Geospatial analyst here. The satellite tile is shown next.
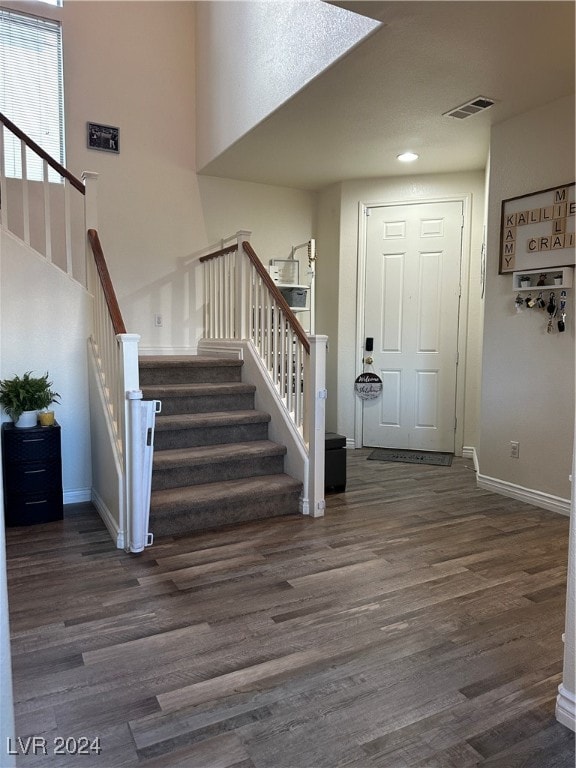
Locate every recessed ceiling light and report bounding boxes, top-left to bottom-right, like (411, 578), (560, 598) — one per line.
(397, 152), (419, 162)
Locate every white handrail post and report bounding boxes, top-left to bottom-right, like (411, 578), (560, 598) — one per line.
(0, 126), (6, 229)
(20, 139), (30, 245)
(82, 170), (99, 229)
(64, 181), (73, 277)
(236, 230), (252, 340)
(42, 159), (52, 263)
(306, 335), (328, 518)
(82, 170), (99, 292)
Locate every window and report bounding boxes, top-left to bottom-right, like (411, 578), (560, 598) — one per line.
(0, 8), (64, 181)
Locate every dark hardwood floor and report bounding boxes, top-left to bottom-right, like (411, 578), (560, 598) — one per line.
(5, 451), (575, 767)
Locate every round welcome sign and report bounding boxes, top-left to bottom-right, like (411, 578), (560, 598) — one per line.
(354, 372), (383, 400)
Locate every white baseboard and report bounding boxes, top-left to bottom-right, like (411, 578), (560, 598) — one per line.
(91, 488), (124, 549)
(63, 488), (92, 504)
(556, 684), (576, 732)
(477, 472), (570, 516)
(462, 445), (479, 472)
(346, 438), (356, 450)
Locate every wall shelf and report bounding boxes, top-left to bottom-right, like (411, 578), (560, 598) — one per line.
(512, 266), (573, 291)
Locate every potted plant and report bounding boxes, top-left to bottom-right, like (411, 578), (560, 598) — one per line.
(0, 371), (60, 428)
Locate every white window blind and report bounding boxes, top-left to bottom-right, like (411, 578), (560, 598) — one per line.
(0, 8), (64, 182)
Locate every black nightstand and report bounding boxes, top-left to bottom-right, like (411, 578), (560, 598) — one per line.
(2, 421), (63, 526)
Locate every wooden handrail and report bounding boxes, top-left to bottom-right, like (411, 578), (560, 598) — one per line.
(0, 111), (85, 195)
(199, 243), (238, 263)
(242, 241), (310, 353)
(87, 229), (127, 335)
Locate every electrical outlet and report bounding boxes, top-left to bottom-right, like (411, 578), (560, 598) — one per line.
(154, 314), (163, 327)
(510, 441), (520, 459)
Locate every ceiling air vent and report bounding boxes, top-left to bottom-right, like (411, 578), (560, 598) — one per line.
(444, 96), (495, 119)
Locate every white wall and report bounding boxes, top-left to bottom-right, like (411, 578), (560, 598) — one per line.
(318, 171), (486, 449)
(195, 1), (379, 170)
(0, 231), (92, 500)
(52, 2), (320, 354)
(479, 94), (575, 501)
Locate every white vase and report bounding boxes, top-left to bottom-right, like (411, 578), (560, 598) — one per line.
(16, 410), (38, 428)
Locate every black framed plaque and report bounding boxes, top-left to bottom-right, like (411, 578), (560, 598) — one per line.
(87, 122), (119, 154)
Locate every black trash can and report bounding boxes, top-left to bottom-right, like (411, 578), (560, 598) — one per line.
(325, 432), (347, 492)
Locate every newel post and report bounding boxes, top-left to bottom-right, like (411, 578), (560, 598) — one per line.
(236, 230), (252, 339)
(82, 171), (99, 292)
(82, 170), (99, 230)
(307, 335), (328, 517)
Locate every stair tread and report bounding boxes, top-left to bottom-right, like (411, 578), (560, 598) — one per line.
(151, 473), (301, 511)
(153, 440), (286, 468)
(155, 410), (271, 430)
(142, 382), (256, 397)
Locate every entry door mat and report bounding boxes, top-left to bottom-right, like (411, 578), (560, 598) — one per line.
(368, 448), (453, 466)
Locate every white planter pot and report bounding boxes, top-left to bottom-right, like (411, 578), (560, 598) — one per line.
(16, 410), (38, 428)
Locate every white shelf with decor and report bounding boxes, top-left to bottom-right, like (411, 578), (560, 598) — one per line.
(512, 266), (573, 291)
(269, 241), (316, 333)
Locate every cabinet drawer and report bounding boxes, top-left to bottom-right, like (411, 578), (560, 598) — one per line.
(4, 461), (62, 494)
(4, 490), (63, 526)
(2, 427), (61, 462)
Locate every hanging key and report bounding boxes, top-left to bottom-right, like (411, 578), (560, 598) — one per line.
(537, 291), (546, 309)
(546, 292), (557, 333)
(557, 293), (567, 333)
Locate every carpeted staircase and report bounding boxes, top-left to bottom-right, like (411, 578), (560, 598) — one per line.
(139, 356), (303, 537)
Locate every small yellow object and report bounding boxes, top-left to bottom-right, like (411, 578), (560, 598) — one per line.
(39, 411), (55, 427)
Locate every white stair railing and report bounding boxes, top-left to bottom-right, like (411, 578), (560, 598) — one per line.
(200, 232), (326, 517)
(0, 111), (155, 551)
(86, 226), (156, 550)
(0, 111), (86, 286)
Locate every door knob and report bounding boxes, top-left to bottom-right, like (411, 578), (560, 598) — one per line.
(364, 356), (374, 365)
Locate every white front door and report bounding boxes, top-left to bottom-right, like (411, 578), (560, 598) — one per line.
(362, 200), (463, 452)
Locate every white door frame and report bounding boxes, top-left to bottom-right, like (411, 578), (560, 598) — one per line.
(354, 195), (473, 454)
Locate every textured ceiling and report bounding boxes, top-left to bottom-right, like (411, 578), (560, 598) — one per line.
(199, 1), (575, 190)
